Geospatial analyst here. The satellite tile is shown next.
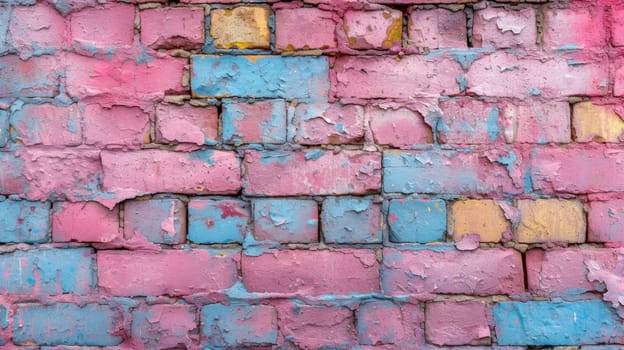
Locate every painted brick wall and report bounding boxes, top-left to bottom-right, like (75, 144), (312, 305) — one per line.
(0, 0), (623, 348)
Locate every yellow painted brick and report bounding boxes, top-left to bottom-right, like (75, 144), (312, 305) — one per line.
(517, 199), (585, 243)
(573, 102), (624, 142)
(449, 199), (509, 243)
(210, 6), (270, 50)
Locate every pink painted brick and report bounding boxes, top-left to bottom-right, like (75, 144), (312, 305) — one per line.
(275, 8), (336, 51)
(140, 7), (204, 49)
(0, 55), (62, 98)
(357, 301), (424, 346)
(97, 249), (239, 296)
(614, 60), (624, 97)
(84, 104), (150, 148)
(382, 248), (524, 296)
(222, 100), (287, 145)
(124, 198), (186, 244)
(438, 98), (503, 144)
(132, 304), (196, 349)
(612, 5), (624, 46)
(9, 3), (68, 58)
(52, 202), (120, 243)
(71, 4), (135, 47)
(334, 56), (462, 99)
(501, 101), (571, 144)
(274, 302), (356, 348)
(10, 103), (81, 146)
(467, 51), (608, 98)
(101, 150), (240, 200)
(253, 198), (318, 243)
(408, 8), (466, 49)
(472, 7), (537, 48)
(242, 249), (380, 295)
(530, 146), (624, 193)
(425, 301), (491, 346)
(243, 150), (381, 196)
(155, 104), (218, 145)
(543, 8), (607, 50)
(65, 53), (186, 102)
(369, 107), (432, 147)
(343, 9), (402, 50)
(588, 200), (624, 244)
(526, 248), (621, 297)
(292, 102), (364, 145)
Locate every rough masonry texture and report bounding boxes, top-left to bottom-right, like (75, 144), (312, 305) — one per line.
(0, 0), (623, 348)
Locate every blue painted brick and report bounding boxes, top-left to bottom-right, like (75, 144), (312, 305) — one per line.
(0, 109), (8, 146)
(188, 199), (249, 243)
(222, 99), (287, 145)
(0, 200), (50, 243)
(0, 248), (94, 295)
(493, 301), (624, 346)
(0, 7), (8, 56)
(191, 55), (329, 99)
(13, 303), (122, 346)
(388, 198), (446, 243)
(253, 198), (318, 243)
(201, 303), (278, 347)
(321, 197), (381, 243)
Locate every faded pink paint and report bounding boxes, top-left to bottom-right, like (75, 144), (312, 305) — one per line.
(472, 7), (537, 48)
(501, 102), (571, 144)
(612, 5), (624, 46)
(292, 103), (364, 145)
(83, 104), (150, 148)
(275, 8), (336, 51)
(425, 301), (491, 346)
(52, 202), (120, 243)
(242, 249), (380, 295)
(70, 4), (136, 47)
(9, 3), (68, 58)
(343, 9), (402, 50)
(588, 200), (624, 244)
(408, 8), (467, 49)
(97, 249), (239, 296)
(368, 107), (433, 148)
(11, 104), (82, 146)
(140, 7), (205, 49)
(156, 104), (218, 145)
(542, 8), (607, 50)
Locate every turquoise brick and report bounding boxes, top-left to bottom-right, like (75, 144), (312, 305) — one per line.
(0, 200), (50, 243)
(321, 197), (381, 243)
(493, 301), (624, 346)
(13, 303), (122, 346)
(201, 303), (277, 347)
(188, 199), (249, 243)
(388, 198), (446, 243)
(191, 55), (329, 99)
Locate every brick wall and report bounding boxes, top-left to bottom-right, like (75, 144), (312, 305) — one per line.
(0, 0), (623, 348)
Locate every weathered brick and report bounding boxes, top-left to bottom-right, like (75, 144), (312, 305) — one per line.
(70, 4), (135, 48)
(321, 196), (381, 243)
(201, 304), (277, 347)
(613, 61), (624, 97)
(242, 249), (380, 295)
(209, 6), (270, 50)
(450, 200), (509, 243)
(0, 109), (8, 146)
(531, 146), (624, 193)
(131, 304), (196, 349)
(572, 102), (624, 143)
(291, 102), (364, 145)
(493, 301), (624, 345)
(472, 7), (537, 48)
(516, 199), (585, 243)
(0, 248), (94, 295)
(52, 202), (120, 243)
(387, 198), (446, 243)
(243, 150), (381, 196)
(612, 5), (624, 47)
(188, 198), (249, 244)
(383, 150), (517, 195)
(357, 301), (424, 346)
(382, 248), (524, 296)
(101, 150), (240, 199)
(0, 55), (62, 98)
(253, 198), (318, 243)
(466, 52), (608, 98)
(368, 107), (432, 148)
(0, 200), (49, 243)
(501, 101), (571, 144)
(9, 3), (67, 57)
(124, 198), (186, 244)
(425, 301), (491, 346)
(10, 103), (81, 146)
(438, 98), (504, 144)
(408, 8), (466, 49)
(0, 6), (9, 55)
(343, 9), (402, 50)
(191, 55), (329, 99)
(140, 7), (204, 49)
(155, 104), (218, 145)
(97, 249), (238, 296)
(222, 100), (287, 145)
(333, 55), (462, 99)
(14, 303), (122, 346)
(84, 104), (150, 148)
(526, 248), (621, 297)
(542, 8), (607, 50)
(588, 200), (624, 243)
(275, 8), (336, 51)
